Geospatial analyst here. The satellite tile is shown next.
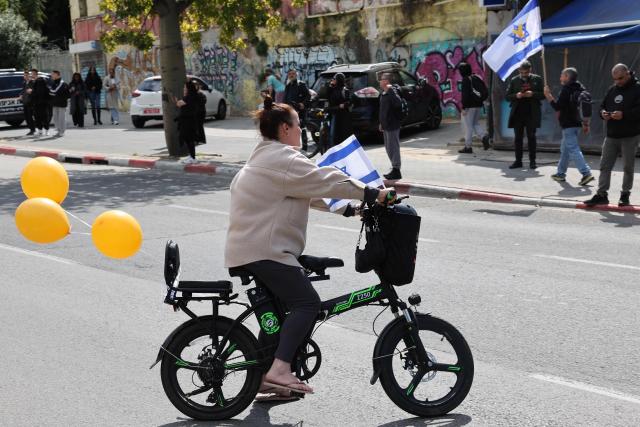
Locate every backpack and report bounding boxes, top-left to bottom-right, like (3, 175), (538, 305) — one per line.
(570, 88), (592, 123)
(391, 84), (409, 118)
(470, 75), (489, 103)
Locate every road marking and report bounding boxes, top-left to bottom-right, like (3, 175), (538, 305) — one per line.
(531, 374), (640, 406)
(534, 254), (640, 271)
(0, 243), (80, 266)
(168, 204), (229, 216)
(314, 224), (439, 243)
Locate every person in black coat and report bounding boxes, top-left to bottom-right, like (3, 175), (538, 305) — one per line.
(176, 80), (200, 163)
(84, 66), (103, 125)
(378, 73), (404, 180)
(69, 72), (87, 128)
(283, 69), (311, 151)
(30, 69), (50, 136)
(327, 73), (353, 147)
(192, 80), (207, 145)
(21, 70), (36, 135)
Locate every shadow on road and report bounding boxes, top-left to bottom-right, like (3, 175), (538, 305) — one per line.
(597, 211), (640, 228)
(474, 208), (537, 217)
(0, 167), (231, 215)
(158, 400), (305, 427)
(377, 413), (473, 427)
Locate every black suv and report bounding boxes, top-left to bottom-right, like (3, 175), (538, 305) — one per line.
(309, 62), (442, 142)
(0, 69), (27, 127)
(0, 68), (51, 127)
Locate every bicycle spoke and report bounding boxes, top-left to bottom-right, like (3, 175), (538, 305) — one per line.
(212, 386), (226, 407)
(431, 363), (462, 374)
(405, 368), (427, 397)
(174, 359), (200, 371)
(185, 385), (213, 398)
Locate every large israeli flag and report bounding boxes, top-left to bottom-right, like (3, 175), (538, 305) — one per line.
(483, 0), (543, 81)
(316, 135), (385, 212)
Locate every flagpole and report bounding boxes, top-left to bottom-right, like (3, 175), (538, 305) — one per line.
(541, 46), (548, 84)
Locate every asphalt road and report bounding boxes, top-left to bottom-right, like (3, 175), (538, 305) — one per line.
(1, 155), (639, 426)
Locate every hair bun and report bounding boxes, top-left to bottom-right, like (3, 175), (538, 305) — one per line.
(263, 96), (274, 110)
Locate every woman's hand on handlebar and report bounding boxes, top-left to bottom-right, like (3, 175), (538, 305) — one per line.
(377, 188), (396, 205)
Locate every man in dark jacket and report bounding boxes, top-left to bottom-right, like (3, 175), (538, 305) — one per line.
(506, 61), (545, 169)
(585, 64), (640, 207)
(284, 69), (311, 151)
(49, 70), (69, 137)
(378, 73), (403, 180)
(544, 67), (594, 186)
(30, 69), (50, 136)
(327, 73), (353, 147)
(21, 70), (36, 135)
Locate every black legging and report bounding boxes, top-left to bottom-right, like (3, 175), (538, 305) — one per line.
(244, 260), (321, 363)
(33, 104), (49, 130)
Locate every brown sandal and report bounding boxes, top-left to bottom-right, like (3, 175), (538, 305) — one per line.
(261, 380), (314, 395)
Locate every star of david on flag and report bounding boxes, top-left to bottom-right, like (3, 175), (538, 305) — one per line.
(316, 135), (385, 212)
(482, 0), (543, 81)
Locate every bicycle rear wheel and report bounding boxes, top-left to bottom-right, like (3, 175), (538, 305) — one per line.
(377, 314), (474, 417)
(160, 316), (262, 420)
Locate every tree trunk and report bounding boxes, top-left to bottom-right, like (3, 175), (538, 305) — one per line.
(157, 0), (187, 157)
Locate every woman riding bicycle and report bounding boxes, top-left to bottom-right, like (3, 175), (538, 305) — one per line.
(224, 96), (394, 397)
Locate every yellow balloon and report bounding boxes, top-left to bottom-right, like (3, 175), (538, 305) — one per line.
(21, 156), (70, 204)
(15, 198), (71, 244)
(92, 210), (143, 259)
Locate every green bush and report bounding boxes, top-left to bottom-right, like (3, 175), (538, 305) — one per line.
(0, 10), (42, 69)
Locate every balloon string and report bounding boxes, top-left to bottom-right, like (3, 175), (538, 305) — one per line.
(64, 210), (92, 229)
(70, 232), (91, 236)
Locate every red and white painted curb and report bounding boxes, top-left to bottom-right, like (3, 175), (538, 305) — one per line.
(0, 145), (240, 177)
(2, 144), (638, 214)
(388, 180), (640, 214)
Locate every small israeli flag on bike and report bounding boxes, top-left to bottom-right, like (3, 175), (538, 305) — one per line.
(483, 0), (543, 81)
(316, 135), (385, 212)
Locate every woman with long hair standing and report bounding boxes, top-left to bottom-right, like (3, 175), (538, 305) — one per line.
(176, 80), (200, 164)
(84, 66), (103, 125)
(69, 72), (87, 128)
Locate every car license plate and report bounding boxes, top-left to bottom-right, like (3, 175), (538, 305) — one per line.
(0, 97), (20, 107)
(143, 108), (160, 114)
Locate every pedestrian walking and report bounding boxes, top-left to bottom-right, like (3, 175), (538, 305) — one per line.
(283, 69), (311, 151)
(506, 61), (545, 169)
(49, 70), (70, 137)
(30, 69), (50, 136)
(543, 67), (594, 186)
(265, 69), (285, 103)
(378, 73), (403, 180)
(175, 80), (200, 164)
(21, 70), (36, 135)
(69, 72), (87, 128)
(585, 64), (640, 207)
(103, 68), (121, 125)
(327, 72), (353, 147)
(458, 62), (490, 153)
(84, 66), (103, 125)
(192, 80), (207, 145)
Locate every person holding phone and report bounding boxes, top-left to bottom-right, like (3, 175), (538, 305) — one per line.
(585, 64), (640, 207)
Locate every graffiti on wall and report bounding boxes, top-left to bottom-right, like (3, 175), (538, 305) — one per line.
(266, 45), (356, 88)
(108, 47), (160, 102)
(414, 43), (487, 116)
(186, 44), (239, 96)
(374, 46), (410, 69)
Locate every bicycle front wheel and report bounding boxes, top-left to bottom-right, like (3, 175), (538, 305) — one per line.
(377, 314), (474, 417)
(160, 316), (262, 421)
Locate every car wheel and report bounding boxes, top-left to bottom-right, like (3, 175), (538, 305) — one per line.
(423, 100), (442, 130)
(215, 100), (227, 120)
(132, 116), (146, 128)
(6, 119), (23, 127)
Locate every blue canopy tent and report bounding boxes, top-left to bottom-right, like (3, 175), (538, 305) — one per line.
(493, 0), (640, 151)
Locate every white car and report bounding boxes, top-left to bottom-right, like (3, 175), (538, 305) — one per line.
(130, 75), (227, 128)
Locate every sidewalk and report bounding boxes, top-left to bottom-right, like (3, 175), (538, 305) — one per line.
(1, 116), (639, 213)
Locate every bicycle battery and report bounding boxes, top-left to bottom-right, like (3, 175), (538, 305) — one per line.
(247, 287), (282, 337)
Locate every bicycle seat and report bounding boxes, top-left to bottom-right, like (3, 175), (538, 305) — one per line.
(177, 280), (232, 294)
(299, 255), (344, 274)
